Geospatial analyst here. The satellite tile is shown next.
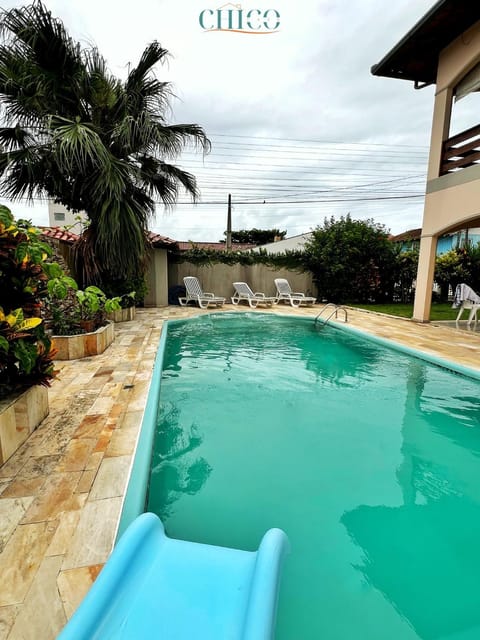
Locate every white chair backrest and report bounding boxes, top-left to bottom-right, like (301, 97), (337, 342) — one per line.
(454, 283), (480, 306)
(233, 282), (255, 297)
(274, 278), (292, 295)
(184, 276), (203, 297)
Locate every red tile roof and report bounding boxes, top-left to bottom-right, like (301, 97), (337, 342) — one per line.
(39, 226), (177, 248)
(148, 232), (178, 247)
(390, 228), (422, 242)
(39, 226), (79, 243)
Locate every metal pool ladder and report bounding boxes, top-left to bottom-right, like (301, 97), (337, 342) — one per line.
(314, 303), (348, 328)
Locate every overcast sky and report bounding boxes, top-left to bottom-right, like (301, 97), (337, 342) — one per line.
(2, 0), (478, 240)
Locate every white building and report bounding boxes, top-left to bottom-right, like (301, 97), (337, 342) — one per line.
(249, 232), (313, 254)
(47, 201), (87, 233)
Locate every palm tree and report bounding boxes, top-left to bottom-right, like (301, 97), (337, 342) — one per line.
(0, 1), (210, 287)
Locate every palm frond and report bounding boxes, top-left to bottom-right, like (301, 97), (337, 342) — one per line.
(126, 42), (169, 93)
(141, 159), (200, 204)
(0, 126), (34, 150)
(50, 116), (110, 173)
(153, 123), (211, 158)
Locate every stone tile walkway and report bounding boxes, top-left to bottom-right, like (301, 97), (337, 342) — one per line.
(0, 305), (480, 639)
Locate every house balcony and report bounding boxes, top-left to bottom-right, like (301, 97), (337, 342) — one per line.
(441, 123), (480, 175)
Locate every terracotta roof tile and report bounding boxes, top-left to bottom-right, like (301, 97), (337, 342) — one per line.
(148, 232), (178, 247)
(390, 228), (422, 242)
(39, 226), (79, 243)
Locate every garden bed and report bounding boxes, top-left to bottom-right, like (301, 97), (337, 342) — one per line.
(0, 385), (49, 465)
(52, 321), (115, 360)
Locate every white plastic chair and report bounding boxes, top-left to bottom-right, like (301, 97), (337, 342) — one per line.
(274, 278), (316, 308)
(231, 282), (277, 308)
(178, 277), (225, 309)
(452, 283), (480, 325)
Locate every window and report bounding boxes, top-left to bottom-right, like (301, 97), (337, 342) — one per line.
(54, 212), (65, 221)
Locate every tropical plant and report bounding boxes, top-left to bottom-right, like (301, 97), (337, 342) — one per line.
(0, 206), (56, 398)
(393, 248), (419, 303)
(45, 278), (121, 335)
(433, 244), (480, 301)
(0, 2), (210, 289)
(304, 215), (397, 303)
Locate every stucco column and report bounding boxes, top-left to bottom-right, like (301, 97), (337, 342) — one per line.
(413, 233), (438, 322)
(426, 87), (453, 180)
(413, 85), (451, 322)
(144, 249), (169, 306)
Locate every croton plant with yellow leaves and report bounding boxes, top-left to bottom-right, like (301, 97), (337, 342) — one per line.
(0, 205), (57, 399)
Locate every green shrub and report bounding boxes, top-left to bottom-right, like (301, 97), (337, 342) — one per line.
(0, 206), (57, 399)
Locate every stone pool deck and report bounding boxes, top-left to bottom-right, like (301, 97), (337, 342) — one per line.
(1, 304), (480, 639)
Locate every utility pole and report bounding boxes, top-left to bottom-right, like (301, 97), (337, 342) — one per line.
(226, 193), (232, 251)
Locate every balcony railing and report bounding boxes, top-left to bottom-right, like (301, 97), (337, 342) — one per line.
(441, 123), (480, 174)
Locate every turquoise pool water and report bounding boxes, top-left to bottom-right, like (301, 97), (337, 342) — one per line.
(147, 313), (480, 640)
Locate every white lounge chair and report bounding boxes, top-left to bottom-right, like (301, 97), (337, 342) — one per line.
(452, 283), (480, 325)
(231, 282), (277, 308)
(274, 278), (316, 307)
(179, 276), (225, 309)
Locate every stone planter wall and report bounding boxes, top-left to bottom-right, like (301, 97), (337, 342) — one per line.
(107, 306), (135, 323)
(0, 385), (49, 465)
(52, 321), (115, 360)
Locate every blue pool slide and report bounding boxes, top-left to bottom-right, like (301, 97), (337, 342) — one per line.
(58, 512), (289, 639)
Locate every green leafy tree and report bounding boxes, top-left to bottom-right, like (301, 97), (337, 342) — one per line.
(0, 2), (210, 289)
(394, 248), (419, 303)
(433, 243), (480, 301)
(304, 215), (397, 303)
(220, 228), (287, 245)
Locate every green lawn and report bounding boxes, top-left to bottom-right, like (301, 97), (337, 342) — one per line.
(351, 302), (458, 321)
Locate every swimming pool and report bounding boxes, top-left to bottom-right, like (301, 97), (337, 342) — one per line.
(140, 313), (480, 639)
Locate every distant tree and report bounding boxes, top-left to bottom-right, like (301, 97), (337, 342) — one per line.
(394, 248), (418, 303)
(219, 228), (287, 245)
(304, 215), (397, 303)
(0, 2), (209, 291)
(434, 243), (480, 301)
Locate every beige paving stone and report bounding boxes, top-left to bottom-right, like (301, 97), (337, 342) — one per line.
(0, 446), (29, 480)
(17, 454), (61, 479)
(105, 427), (137, 458)
(57, 564), (103, 620)
(0, 605), (18, 640)
(86, 395), (115, 416)
(0, 498), (33, 553)
(62, 497), (122, 570)
(0, 477), (45, 499)
(73, 414), (107, 440)
(93, 427), (114, 454)
(75, 468), (98, 494)
(126, 381), (150, 411)
(118, 410), (143, 430)
(55, 438), (97, 473)
(88, 455), (131, 500)
(107, 402), (124, 420)
(7, 555), (66, 640)
(0, 481), (10, 496)
(0, 522), (56, 606)
(21, 472), (83, 524)
(46, 509), (83, 557)
(85, 450), (104, 472)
